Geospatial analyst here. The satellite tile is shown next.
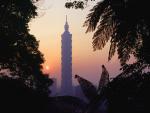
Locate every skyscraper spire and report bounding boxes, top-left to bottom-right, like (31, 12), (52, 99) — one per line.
(64, 15), (69, 31)
(66, 15), (68, 23)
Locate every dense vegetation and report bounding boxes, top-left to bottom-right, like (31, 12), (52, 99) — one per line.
(0, 77), (49, 113)
(0, 0), (52, 94)
(66, 0), (150, 113)
(107, 72), (150, 113)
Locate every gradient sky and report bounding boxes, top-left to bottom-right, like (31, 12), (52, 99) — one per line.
(29, 0), (121, 86)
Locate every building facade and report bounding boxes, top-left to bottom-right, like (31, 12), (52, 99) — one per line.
(61, 16), (73, 96)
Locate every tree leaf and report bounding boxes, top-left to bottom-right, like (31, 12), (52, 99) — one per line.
(75, 74), (97, 101)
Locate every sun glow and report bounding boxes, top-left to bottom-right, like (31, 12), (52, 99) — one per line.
(45, 65), (50, 70)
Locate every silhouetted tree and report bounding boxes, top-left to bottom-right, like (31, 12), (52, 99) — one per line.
(0, 0), (52, 94)
(0, 76), (50, 113)
(106, 72), (150, 113)
(66, 1), (150, 113)
(66, 0), (150, 74)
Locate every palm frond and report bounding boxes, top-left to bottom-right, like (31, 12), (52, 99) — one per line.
(92, 6), (115, 50)
(75, 75), (97, 101)
(84, 0), (150, 68)
(108, 38), (116, 61)
(84, 0), (110, 32)
(98, 65), (109, 91)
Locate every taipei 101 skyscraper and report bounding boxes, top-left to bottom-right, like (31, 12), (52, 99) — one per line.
(61, 16), (73, 96)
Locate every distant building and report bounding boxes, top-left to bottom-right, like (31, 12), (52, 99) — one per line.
(49, 78), (57, 96)
(61, 16), (73, 96)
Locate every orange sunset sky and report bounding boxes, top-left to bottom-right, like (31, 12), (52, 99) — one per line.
(29, 0), (120, 86)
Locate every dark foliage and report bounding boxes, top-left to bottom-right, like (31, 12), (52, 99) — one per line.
(0, 77), (86, 113)
(0, 76), (49, 113)
(66, 0), (150, 73)
(106, 72), (150, 113)
(48, 96), (86, 113)
(0, 0), (52, 94)
(75, 65), (109, 113)
(75, 74), (97, 101)
(65, 0), (95, 9)
(65, 1), (150, 113)
(84, 0), (150, 67)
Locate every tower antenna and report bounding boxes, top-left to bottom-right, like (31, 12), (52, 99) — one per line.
(66, 15), (68, 23)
